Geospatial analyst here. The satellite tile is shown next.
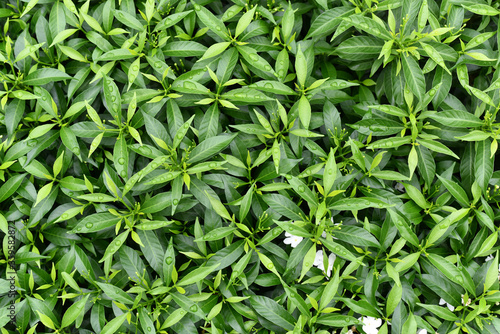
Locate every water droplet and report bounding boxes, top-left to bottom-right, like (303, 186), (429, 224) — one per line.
(62, 213), (68, 219)
(77, 227), (82, 231)
(147, 327), (152, 332)
(298, 186), (305, 192)
(109, 247), (115, 252)
(249, 54), (259, 62)
(120, 171), (126, 178)
(267, 263), (274, 269)
(264, 83), (273, 89)
(180, 310), (186, 315)
(273, 227), (283, 236)
(85, 222), (93, 229)
(166, 257), (173, 264)
(173, 199), (179, 205)
(42, 96), (47, 101)
(166, 173), (173, 179)
(155, 62), (162, 68)
(132, 65), (139, 71)
(140, 146), (152, 154)
(215, 26), (222, 31)
(209, 162), (216, 168)
(183, 81), (197, 90)
(189, 305), (198, 312)
(290, 292), (296, 298)
(151, 163), (158, 168)
(98, 196), (104, 200)
(68, 192), (74, 196)
(265, 65), (272, 71)
(115, 240), (121, 246)
(28, 139), (37, 147)
(455, 275), (463, 283)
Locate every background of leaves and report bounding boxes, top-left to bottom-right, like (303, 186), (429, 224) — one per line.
(1, 0), (500, 333)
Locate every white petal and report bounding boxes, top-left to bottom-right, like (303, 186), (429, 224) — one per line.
(290, 237), (303, 248)
(485, 255), (494, 262)
(447, 303), (455, 312)
(313, 250), (324, 267)
(321, 231), (327, 238)
(439, 298), (446, 305)
(283, 237), (293, 245)
(417, 330), (427, 334)
(284, 231), (292, 238)
(372, 318), (382, 327)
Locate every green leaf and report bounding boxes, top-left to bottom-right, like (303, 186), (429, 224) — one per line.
(192, 1), (228, 40)
(61, 295), (90, 328)
(114, 10), (144, 31)
(249, 296), (295, 331)
(177, 263), (220, 286)
(306, 7), (353, 38)
(295, 45), (307, 88)
(342, 14), (392, 40)
(436, 175), (469, 207)
(188, 133), (238, 164)
(235, 5), (256, 38)
(199, 42), (231, 60)
(262, 194), (305, 221)
(23, 69), (71, 86)
(475, 138), (494, 191)
(96, 282), (134, 305)
(428, 110), (483, 128)
(386, 284), (402, 316)
(141, 192), (173, 214)
(402, 54), (425, 101)
(416, 303), (458, 321)
(138, 307), (156, 334)
(0, 174), (26, 203)
(70, 213), (121, 233)
(316, 314), (362, 327)
(417, 138), (460, 159)
(329, 197), (394, 211)
(237, 45), (276, 74)
(101, 313), (128, 334)
(426, 208), (470, 246)
(387, 209), (420, 247)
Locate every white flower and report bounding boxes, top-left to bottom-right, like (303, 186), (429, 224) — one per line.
(395, 182), (405, 192)
(346, 330), (354, 334)
(313, 250), (336, 277)
(417, 329), (427, 334)
(358, 316), (382, 334)
(461, 295), (471, 307)
(321, 231), (327, 238)
(283, 232), (303, 248)
(439, 298), (455, 311)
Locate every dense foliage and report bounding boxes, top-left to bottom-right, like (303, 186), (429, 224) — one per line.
(1, 0), (500, 333)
